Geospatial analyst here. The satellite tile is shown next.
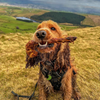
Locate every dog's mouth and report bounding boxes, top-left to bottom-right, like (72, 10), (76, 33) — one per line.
(38, 41), (54, 49)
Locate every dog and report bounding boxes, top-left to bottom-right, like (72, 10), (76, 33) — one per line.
(26, 20), (81, 100)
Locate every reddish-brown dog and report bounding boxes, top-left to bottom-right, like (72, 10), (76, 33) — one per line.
(26, 20), (81, 100)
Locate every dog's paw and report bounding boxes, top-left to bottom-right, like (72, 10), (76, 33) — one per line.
(74, 92), (81, 100)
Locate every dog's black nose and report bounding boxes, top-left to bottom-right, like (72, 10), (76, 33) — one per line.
(36, 30), (46, 39)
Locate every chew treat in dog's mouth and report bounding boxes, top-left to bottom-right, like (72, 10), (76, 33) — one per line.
(26, 37), (77, 58)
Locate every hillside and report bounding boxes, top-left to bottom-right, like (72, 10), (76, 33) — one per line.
(0, 26), (100, 100)
(0, 6), (47, 34)
(82, 15), (100, 26)
(0, 15), (39, 34)
(31, 12), (85, 25)
(0, 13), (79, 34)
(1, 6), (100, 27)
(31, 11), (100, 26)
(0, 15), (79, 34)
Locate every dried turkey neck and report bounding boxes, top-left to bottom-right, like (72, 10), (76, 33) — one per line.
(26, 37), (77, 58)
(26, 37), (77, 47)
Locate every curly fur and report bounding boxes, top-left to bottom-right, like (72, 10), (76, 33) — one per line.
(26, 20), (81, 100)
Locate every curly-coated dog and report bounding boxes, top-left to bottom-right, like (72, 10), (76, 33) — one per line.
(26, 20), (81, 100)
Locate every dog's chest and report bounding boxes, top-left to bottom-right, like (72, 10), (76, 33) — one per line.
(40, 60), (66, 90)
(39, 44), (67, 90)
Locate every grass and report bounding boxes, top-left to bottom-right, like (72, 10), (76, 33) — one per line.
(0, 33), (39, 100)
(0, 15), (39, 34)
(0, 26), (100, 100)
(68, 27), (100, 100)
(0, 15), (80, 34)
(59, 24), (79, 31)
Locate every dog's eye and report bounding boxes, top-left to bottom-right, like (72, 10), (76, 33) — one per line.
(51, 27), (56, 31)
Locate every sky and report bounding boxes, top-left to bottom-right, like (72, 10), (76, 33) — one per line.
(1, 0), (100, 14)
(44, 0), (100, 9)
(30, 0), (100, 14)
(31, 0), (100, 7)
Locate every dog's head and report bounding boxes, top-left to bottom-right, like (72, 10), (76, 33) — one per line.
(26, 20), (77, 68)
(33, 20), (62, 53)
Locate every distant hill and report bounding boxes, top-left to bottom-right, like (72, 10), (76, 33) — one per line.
(82, 15), (100, 26)
(31, 11), (100, 26)
(31, 12), (85, 25)
(1, 6), (100, 27)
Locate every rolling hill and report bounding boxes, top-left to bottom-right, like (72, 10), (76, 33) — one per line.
(31, 11), (100, 26)
(0, 14), (79, 34)
(1, 6), (100, 28)
(31, 12), (85, 25)
(0, 15), (39, 34)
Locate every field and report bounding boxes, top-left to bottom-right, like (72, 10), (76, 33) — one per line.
(0, 26), (100, 100)
(0, 15), (39, 34)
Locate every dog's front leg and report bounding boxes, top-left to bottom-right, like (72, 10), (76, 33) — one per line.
(38, 71), (47, 100)
(61, 69), (72, 100)
(38, 84), (47, 100)
(72, 74), (81, 100)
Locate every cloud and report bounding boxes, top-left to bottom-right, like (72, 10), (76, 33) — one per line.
(1, 0), (100, 14)
(46, 0), (100, 14)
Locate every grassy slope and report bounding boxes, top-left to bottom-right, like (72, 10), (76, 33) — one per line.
(0, 26), (100, 100)
(0, 6), (47, 33)
(0, 15), (39, 34)
(0, 6), (49, 34)
(68, 27), (100, 100)
(31, 12), (85, 25)
(0, 15), (79, 34)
